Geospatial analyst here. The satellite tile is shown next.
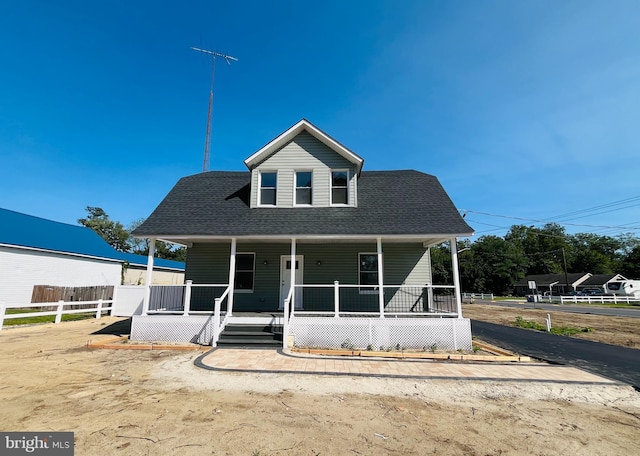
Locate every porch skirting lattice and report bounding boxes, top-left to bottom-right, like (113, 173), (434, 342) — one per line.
(131, 315), (214, 345)
(288, 317), (472, 351)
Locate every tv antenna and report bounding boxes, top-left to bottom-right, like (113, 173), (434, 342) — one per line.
(191, 47), (238, 172)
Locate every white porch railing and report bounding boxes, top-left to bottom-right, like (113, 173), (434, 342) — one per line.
(289, 283), (458, 318)
(211, 285), (232, 347)
(0, 299), (112, 330)
(148, 283), (229, 314)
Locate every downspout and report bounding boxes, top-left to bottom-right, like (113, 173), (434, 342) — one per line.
(142, 237), (156, 316)
(450, 238), (463, 318)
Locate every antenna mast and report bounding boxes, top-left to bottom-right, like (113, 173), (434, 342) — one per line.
(191, 47), (238, 172)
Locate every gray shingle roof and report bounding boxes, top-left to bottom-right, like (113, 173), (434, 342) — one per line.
(133, 170), (474, 238)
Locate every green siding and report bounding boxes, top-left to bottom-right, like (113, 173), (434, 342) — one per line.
(185, 241), (431, 312)
(250, 132), (358, 208)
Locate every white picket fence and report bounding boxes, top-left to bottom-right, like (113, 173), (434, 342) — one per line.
(0, 299), (113, 331)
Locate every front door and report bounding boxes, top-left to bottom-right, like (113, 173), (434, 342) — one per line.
(279, 255), (303, 309)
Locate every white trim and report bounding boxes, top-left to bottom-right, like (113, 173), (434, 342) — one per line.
(294, 170), (313, 207)
(146, 233), (473, 243)
(358, 252), (380, 295)
(244, 119), (364, 173)
(330, 169), (350, 206)
(0, 242), (122, 264)
(234, 251), (255, 293)
(257, 170), (278, 207)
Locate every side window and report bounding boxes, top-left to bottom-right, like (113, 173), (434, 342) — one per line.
(235, 253), (255, 292)
(260, 172), (277, 206)
(295, 171), (312, 205)
(331, 170), (349, 205)
(359, 253), (379, 293)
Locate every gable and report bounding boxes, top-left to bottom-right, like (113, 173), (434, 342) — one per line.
(244, 119), (363, 173)
(249, 131), (359, 208)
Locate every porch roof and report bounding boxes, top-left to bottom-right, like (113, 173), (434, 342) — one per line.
(133, 170), (474, 243)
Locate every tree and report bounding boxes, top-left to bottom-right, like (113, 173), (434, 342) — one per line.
(621, 246), (640, 279)
(127, 218), (187, 262)
(78, 207), (130, 252)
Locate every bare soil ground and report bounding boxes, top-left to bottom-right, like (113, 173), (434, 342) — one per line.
(1, 317), (639, 455)
(463, 303), (640, 349)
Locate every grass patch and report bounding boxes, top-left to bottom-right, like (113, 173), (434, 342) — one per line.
(514, 316), (594, 336)
(3, 309), (97, 326)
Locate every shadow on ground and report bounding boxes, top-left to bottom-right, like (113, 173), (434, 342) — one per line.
(91, 318), (131, 336)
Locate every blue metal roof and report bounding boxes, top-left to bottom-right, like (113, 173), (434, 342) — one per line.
(0, 208), (184, 271)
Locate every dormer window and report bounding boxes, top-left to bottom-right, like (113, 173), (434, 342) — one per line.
(295, 171), (312, 205)
(331, 170), (349, 205)
(260, 172), (277, 206)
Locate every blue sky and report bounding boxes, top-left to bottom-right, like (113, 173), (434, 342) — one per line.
(1, 0), (639, 240)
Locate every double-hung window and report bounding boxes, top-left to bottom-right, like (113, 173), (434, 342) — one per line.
(295, 171), (312, 205)
(260, 172), (277, 206)
(359, 253), (379, 293)
(234, 253), (255, 292)
(331, 170), (349, 205)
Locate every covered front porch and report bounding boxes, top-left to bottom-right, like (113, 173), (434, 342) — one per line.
(130, 236), (471, 350)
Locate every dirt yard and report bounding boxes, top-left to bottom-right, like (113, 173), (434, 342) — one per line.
(463, 302), (640, 349)
(1, 317), (639, 455)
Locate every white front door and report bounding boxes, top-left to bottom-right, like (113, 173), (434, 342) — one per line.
(279, 255), (303, 310)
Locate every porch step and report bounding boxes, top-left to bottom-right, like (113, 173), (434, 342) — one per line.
(217, 324), (283, 347)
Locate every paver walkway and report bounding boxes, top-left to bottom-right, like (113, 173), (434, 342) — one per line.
(196, 348), (618, 384)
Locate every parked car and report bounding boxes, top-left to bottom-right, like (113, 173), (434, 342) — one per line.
(581, 288), (604, 296)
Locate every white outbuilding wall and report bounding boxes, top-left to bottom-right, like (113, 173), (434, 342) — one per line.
(0, 245), (122, 305)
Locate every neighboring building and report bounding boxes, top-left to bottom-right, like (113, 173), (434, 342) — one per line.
(131, 119), (474, 349)
(513, 273), (592, 296)
(577, 274), (627, 293)
(0, 208), (184, 305)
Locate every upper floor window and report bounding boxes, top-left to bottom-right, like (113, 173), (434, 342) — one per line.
(331, 170), (349, 205)
(260, 172), (277, 206)
(295, 171), (312, 205)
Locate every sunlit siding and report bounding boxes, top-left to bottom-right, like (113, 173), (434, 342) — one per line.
(0, 246), (121, 305)
(250, 131), (358, 208)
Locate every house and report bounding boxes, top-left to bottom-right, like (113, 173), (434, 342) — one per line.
(0, 208), (184, 305)
(577, 274), (627, 293)
(513, 273), (592, 296)
(131, 119), (474, 349)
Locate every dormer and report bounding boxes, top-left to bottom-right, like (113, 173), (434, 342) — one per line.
(244, 119), (364, 208)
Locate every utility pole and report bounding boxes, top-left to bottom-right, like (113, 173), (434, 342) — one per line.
(191, 47), (238, 172)
(562, 247), (570, 295)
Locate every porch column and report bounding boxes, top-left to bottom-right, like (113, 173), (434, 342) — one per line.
(290, 238), (297, 311)
(227, 238), (237, 316)
(377, 237), (384, 318)
(142, 237), (156, 316)
(450, 237), (463, 318)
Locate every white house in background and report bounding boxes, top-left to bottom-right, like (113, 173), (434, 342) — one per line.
(0, 208), (184, 305)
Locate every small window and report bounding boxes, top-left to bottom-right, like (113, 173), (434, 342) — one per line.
(359, 253), (379, 293)
(296, 171), (312, 205)
(260, 172), (277, 206)
(235, 253), (255, 292)
(331, 170), (348, 205)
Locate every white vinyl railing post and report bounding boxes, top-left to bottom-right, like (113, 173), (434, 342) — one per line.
(183, 280), (192, 316)
(96, 299), (103, 319)
(212, 297), (221, 347)
(55, 300), (64, 324)
(334, 281), (340, 317)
